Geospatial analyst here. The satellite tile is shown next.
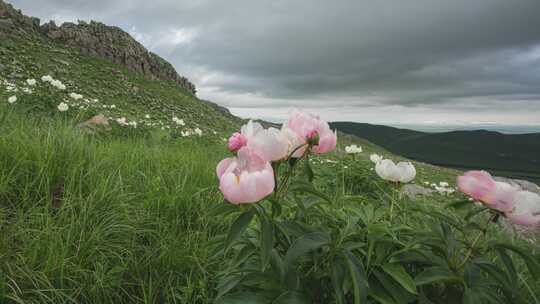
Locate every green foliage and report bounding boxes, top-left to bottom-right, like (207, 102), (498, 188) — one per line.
(214, 150), (540, 304)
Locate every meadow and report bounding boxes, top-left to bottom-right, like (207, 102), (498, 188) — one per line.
(0, 106), (538, 303)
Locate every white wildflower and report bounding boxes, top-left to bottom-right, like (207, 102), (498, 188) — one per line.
(41, 75), (53, 82)
(26, 79), (37, 86)
(194, 128), (203, 136)
(345, 144), (362, 154)
(116, 117), (128, 126)
(172, 116), (186, 126)
(69, 93), (83, 100)
(370, 154), (383, 164)
(50, 79), (66, 90)
(57, 102), (69, 112)
(7, 95), (17, 104)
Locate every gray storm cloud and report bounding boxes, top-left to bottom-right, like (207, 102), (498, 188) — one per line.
(10, 0), (540, 123)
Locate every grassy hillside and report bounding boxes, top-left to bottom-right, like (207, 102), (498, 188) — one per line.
(0, 29), (241, 138)
(330, 122), (540, 183)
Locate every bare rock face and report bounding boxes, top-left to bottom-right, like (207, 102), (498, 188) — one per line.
(0, 0), (196, 95)
(493, 176), (540, 194)
(39, 20), (197, 95)
(401, 184), (435, 200)
(0, 0), (40, 33)
(77, 114), (111, 134)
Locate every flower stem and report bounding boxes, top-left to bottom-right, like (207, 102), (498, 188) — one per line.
(459, 212), (498, 268)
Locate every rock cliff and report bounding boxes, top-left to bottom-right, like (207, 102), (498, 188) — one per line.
(0, 0), (196, 95)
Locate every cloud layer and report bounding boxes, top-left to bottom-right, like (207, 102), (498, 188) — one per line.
(11, 0), (540, 124)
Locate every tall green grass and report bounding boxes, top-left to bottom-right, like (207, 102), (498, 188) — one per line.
(0, 109), (227, 303)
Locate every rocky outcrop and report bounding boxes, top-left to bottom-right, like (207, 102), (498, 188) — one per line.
(0, 0), (40, 33)
(0, 0), (196, 95)
(494, 176), (540, 194)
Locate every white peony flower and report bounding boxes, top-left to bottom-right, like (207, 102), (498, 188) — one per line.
(173, 116), (186, 126)
(26, 79), (37, 86)
(375, 159), (416, 183)
(41, 75), (53, 82)
(345, 144), (362, 154)
(435, 186), (455, 195)
(69, 93), (83, 100)
(505, 191), (540, 227)
(116, 117), (128, 126)
(50, 79), (66, 90)
(370, 154), (383, 164)
(7, 95), (17, 104)
(57, 102), (69, 112)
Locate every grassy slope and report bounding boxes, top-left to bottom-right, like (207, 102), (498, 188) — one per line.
(0, 31), (241, 137)
(331, 122), (540, 183)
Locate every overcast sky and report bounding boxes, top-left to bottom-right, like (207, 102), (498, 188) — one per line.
(10, 0), (540, 125)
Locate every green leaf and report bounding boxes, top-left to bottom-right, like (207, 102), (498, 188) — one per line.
(226, 209), (255, 252)
(261, 217), (274, 271)
(272, 291), (310, 304)
(210, 202), (240, 217)
(342, 250), (367, 304)
(490, 242), (540, 280)
(462, 288), (480, 304)
(289, 179), (332, 204)
(464, 206), (489, 221)
(373, 270), (416, 304)
(216, 275), (243, 299)
(473, 260), (522, 303)
(445, 199), (472, 210)
(382, 263), (417, 295)
(494, 246), (517, 282)
(303, 158), (314, 182)
(368, 277), (397, 304)
(215, 292), (270, 304)
(414, 266), (461, 286)
(284, 232), (330, 268)
(330, 257), (346, 304)
(269, 249), (285, 280)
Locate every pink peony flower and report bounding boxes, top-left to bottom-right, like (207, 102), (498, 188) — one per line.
(216, 147), (275, 204)
(228, 132), (247, 152)
(505, 191), (540, 227)
(247, 127), (289, 161)
(284, 110), (337, 156)
(457, 171), (496, 202)
(482, 181), (519, 212)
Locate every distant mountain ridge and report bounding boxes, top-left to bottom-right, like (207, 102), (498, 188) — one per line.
(330, 122), (540, 183)
(0, 0), (196, 95)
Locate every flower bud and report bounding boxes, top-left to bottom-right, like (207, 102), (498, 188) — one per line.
(228, 132), (247, 152)
(306, 130), (320, 146)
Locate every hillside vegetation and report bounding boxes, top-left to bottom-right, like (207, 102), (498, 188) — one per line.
(330, 122), (540, 183)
